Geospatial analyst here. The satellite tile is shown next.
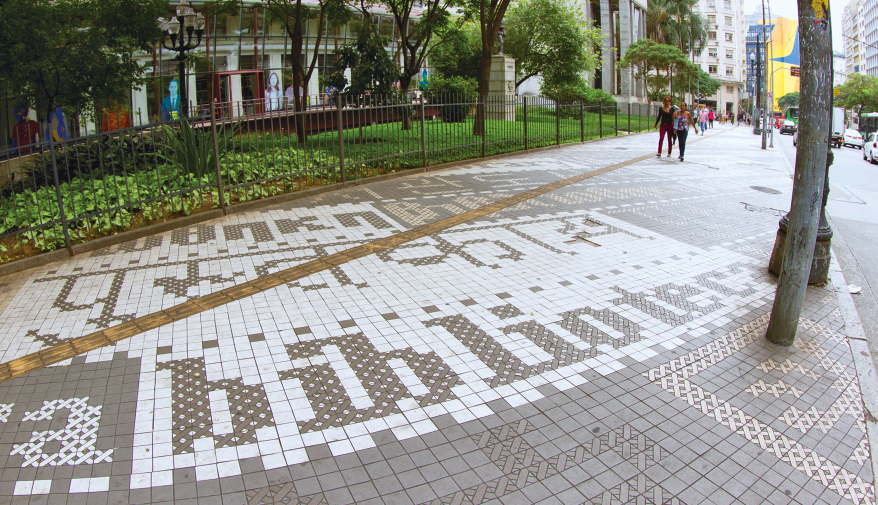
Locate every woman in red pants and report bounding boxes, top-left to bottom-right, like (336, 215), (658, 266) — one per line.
(654, 96), (675, 157)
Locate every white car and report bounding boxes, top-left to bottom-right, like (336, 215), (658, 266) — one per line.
(843, 129), (864, 149)
(863, 132), (878, 163)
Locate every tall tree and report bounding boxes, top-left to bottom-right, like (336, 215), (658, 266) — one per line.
(375, 0), (460, 129)
(469, 0), (513, 135)
(264, 0), (349, 143)
(619, 39), (692, 101)
(765, 0), (832, 345)
(504, 0), (602, 89)
(835, 73), (878, 118)
(0, 0), (166, 124)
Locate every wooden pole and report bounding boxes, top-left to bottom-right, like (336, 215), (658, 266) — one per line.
(765, 0), (832, 346)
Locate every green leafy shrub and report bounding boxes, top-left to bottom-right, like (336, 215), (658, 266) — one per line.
(162, 119), (240, 180)
(541, 79), (616, 118)
(425, 75), (478, 123)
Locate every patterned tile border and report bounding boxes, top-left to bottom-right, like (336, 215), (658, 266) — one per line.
(646, 313), (876, 505)
(0, 153), (660, 382)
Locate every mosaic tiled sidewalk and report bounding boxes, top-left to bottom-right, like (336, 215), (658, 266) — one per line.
(0, 125), (873, 505)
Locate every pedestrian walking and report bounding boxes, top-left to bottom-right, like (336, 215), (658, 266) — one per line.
(672, 102), (698, 162)
(708, 108), (715, 128)
(698, 108), (708, 135)
(654, 96), (675, 157)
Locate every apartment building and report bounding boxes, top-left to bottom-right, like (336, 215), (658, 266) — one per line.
(864, 0), (878, 75)
(845, 0), (866, 75)
(691, 0), (747, 114)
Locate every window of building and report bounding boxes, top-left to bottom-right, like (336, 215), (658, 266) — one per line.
(726, 67), (734, 76)
(709, 31), (717, 40)
(708, 14), (716, 23)
(708, 48), (718, 58)
(726, 50), (734, 59)
(709, 65), (718, 73)
(724, 0), (732, 8)
(725, 33), (733, 41)
(727, 85), (735, 93)
(725, 16), (733, 25)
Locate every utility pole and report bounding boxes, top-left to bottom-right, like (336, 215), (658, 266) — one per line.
(752, 33), (761, 135)
(760, 0), (769, 150)
(765, 0), (832, 346)
(768, 1), (775, 148)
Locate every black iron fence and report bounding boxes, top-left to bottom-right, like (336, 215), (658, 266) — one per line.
(0, 94), (656, 263)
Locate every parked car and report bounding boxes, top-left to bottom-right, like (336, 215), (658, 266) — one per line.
(863, 132), (878, 163)
(779, 120), (797, 135)
(843, 129), (864, 149)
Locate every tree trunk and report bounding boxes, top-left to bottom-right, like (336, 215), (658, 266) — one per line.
(765, 0), (832, 346)
(473, 53), (492, 136)
(399, 74), (412, 131)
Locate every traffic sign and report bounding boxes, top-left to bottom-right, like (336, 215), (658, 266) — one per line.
(834, 89), (841, 95)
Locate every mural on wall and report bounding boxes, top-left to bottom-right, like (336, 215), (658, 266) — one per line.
(265, 73), (282, 111)
(160, 79), (183, 121)
(766, 17), (801, 108)
(11, 104), (40, 154)
(45, 107), (69, 142)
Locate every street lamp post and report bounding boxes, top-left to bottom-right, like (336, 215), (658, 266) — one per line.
(749, 52), (756, 127)
(157, 0), (206, 119)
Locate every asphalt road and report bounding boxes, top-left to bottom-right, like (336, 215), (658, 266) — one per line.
(774, 128), (878, 366)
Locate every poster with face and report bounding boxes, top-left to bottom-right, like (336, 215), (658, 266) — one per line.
(160, 79), (182, 121)
(265, 73), (281, 111)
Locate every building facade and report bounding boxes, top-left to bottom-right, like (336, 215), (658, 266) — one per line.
(687, 0), (747, 114)
(864, 0), (878, 75)
(596, 0), (648, 101)
(844, 0), (866, 76)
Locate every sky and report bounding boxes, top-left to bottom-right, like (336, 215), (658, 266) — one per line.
(742, 0), (845, 54)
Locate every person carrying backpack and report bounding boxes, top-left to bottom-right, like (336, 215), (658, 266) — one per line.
(672, 102), (698, 161)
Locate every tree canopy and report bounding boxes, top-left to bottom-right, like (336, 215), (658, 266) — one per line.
(835, 74), (878, 118)
(619, 39), (692, 101)
(504, 0), (602, 88)
(0, 0), (167, 122)
(428, 20), (482, 80)
(777, 92), (799, 110)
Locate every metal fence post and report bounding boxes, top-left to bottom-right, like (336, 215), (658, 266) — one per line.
(420, 97), (427, 168)
(48, 134), (73, 256)
(628, 102), (631, 133)
(556, 100), (561, 146)
(615, 103), (618, 136)
(209, 101), (227, 215)
(523, 96), (528, 151)
(599, 100), (603, 138)
(337, 95), (346, 183)
(481, 96), (487, 158)
(580, 103), (585, 142)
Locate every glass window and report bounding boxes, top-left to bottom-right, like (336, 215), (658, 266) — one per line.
(724, 0), (732, 8)
(708, 48), (718, 57)
(725, 33), (733, 41)
(726, 67), (734, 76)
(725, 16), (733, 25)
(709, 31), (717, 40)
(726, 51), (734, 59)
(709, 65), (718, 73)
(708, 14), (716, 23)
(726, 85), (734, 93)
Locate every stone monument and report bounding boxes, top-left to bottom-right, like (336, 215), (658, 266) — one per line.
(488, 22), (515, 121)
